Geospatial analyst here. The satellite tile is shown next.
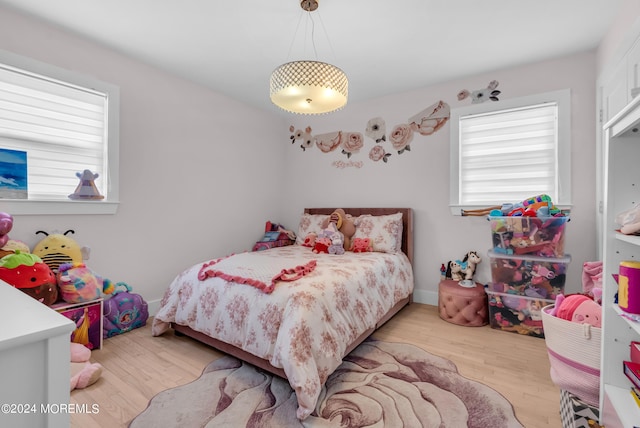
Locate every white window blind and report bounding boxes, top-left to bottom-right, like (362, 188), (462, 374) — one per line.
(0, 64), (108, 200)
(459, 103), (557, 204)
(450, 89), (571, 215)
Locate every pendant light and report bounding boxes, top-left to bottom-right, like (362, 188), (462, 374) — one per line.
(269, 0), (348, 115)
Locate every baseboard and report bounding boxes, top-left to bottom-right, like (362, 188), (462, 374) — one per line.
(412, 289), (438, 306)
(147, 298), (162, 317)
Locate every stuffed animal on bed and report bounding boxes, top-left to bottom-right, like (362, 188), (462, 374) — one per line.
(550, 294), (602, 328)
(313, 224), (339, 254)
(321, 209), (355, 251)
(302, 232), (317, 248)
(351, 237), (373, 253)
(0, 250), (58, 305)
(328, 230), (345, 255)
(313, 237), (330, 254)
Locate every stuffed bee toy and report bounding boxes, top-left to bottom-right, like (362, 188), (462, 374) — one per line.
(32, 229), (88, 274)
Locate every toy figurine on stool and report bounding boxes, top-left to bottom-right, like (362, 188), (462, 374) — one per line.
(439, 250), (487, 326)
(444, 250), (481, 287)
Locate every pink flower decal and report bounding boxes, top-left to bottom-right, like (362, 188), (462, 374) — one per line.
(369, 145), (391, 163)
(315, 131), (342, 153)
(389, 124), (414, 154)
(341, 132), (364, 158)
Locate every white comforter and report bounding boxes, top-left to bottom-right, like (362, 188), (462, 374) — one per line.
(152, 245), (414, 419)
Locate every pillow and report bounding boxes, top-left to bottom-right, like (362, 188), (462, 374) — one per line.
(353, 212), (403, 254)
(296, 213), (330, 245)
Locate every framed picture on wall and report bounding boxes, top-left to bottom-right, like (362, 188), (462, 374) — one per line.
(0, 148), (27, 199)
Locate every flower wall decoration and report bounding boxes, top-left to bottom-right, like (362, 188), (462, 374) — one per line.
(388, 123), (414, 154)
(289, 100), (450, 166)
(408, 100), (450, 136)
(368, 145), (390, 163)
(457, 80), (501, 103)
(365, 117), (386, 143)
(341, 132), (364, 158)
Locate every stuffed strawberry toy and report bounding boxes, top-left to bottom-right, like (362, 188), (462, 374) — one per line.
(0, 250), (58, 305)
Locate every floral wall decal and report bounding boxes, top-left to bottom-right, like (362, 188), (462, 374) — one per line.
(365, 117), (386, 143)
(388, 123), (414, 154)
(369, 145), (391, 163)
(289, 127), (364, 158)
(380, 100), (450, 159)
(341, 132), (364, 158)
(314, 131), (343, 153)
(408, 100), (450, 135)
(457, 80), (501, 103)
(290, 99), (450, 166)
(289, 125), (314, 151)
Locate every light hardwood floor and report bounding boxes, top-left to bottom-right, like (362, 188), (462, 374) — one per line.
(70, 303), (562, 427)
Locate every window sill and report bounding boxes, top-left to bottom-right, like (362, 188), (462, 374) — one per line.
(1, 200), (119, 216)
(449, 204), (572, 217)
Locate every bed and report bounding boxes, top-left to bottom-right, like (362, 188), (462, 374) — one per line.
(151, 207), (414, 419)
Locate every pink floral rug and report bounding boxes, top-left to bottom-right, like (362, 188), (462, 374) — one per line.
(130, 339), (523, 427)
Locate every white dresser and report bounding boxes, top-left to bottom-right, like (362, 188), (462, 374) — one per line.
(0, 280), (75, 428)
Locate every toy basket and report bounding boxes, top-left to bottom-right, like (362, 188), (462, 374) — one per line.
(541, 304), (601, 407)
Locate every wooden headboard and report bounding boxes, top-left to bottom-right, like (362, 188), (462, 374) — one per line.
(304, 208), (414, 266)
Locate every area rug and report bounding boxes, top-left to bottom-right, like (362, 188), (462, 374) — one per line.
(130, 339), (523, 427)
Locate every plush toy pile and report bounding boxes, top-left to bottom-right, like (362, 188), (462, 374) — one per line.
(0, 212), (111, 391)
(304, 208), (358, 255)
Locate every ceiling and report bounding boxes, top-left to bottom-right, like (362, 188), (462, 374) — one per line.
(0, 0), (625, 115)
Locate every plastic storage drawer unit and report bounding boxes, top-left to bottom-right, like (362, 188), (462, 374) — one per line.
(488, 215), (569, 258)
(487, 250), (570, 300)
(486, 289), (553, 338)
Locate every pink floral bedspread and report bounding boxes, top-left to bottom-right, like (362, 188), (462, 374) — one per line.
(152, 245), (414, 420)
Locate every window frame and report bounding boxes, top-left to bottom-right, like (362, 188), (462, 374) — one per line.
(0, 49), (119, 215)
(449, 89), (572, 216)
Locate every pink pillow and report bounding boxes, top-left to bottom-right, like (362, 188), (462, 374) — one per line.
(296, 214), (329, 245)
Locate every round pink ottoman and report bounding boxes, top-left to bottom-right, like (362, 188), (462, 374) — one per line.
(438, 279), (488, 326)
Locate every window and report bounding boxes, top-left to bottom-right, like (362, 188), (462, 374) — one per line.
(0, 50), (119, 215)
(449, 89), (571, 215)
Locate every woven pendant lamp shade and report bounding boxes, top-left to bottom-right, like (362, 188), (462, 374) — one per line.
(270, 60), (348, 114)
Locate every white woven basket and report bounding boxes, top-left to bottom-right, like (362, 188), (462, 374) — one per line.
(541, 304), (601, 407)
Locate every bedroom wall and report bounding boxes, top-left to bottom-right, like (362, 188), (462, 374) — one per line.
(597, 0), (640, 73)
(0, 5), (601, 311)
(0, 6), (288, 309)
(280, 52), (598, 305)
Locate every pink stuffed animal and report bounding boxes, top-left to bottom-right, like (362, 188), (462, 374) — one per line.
(302, 233), (317, 248)
(551, 294), (601, 328)
(70, 342), (102, 390)
(351, 238), (373, 253)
